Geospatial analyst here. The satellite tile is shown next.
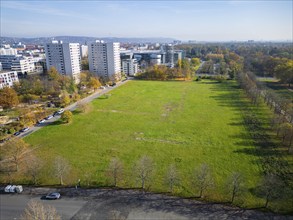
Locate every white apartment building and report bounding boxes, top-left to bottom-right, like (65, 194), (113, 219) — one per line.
(0, 71), (19, 89)
(80, 45), (88, 58)
(0, 48), (18, 56)
(122, 59), (138, 76)
(11, 56), (35, 74)
(45, 41), (81, 83)
(88, 41), (121, 82)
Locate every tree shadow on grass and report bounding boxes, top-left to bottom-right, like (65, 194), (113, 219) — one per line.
(48, 120), (63, 126)
(72, 109), (82, 115)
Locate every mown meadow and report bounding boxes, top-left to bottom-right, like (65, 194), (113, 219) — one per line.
(23, 80), (292, 212)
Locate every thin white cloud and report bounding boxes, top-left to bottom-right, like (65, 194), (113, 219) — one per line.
(1, 1), (73, 17)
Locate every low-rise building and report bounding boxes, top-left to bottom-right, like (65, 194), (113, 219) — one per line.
(0, 71), (19, 89)
(121, 59), (139, 76)
(0, 55), (19, 70)
(0, 48), (18, 56)
(11, 56), (35, 75)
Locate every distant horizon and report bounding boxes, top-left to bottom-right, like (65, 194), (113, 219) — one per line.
(1, 35), (292, 43)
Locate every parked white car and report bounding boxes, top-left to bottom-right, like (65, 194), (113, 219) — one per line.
(4, 185), (22, 193)
(9, 185), (16, 192)
(4, 185), (12, 192)
(57, 109), (64, 114)
(15, 185), (23, 193)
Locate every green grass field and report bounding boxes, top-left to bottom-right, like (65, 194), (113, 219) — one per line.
(23, 80), (291, 211)
(257, 77), (293, 100)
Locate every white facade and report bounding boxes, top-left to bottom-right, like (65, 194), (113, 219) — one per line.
(0, 71), (19, 89)
(80, 45), (88, 57)
(0, 48), (17, 56)
(122, 59), (138, 76)
(11, 56), (35, 74)
(45, 41), (81, 83)
(150, 54), (161, 65)
(88, 41), (121, 81)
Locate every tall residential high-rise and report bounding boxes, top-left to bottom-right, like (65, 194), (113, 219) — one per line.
(45, 41), (81, 83)
(80, 45), (88, 58)
(88, 41), (121, 82)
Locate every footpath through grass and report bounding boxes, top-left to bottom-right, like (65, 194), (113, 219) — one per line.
(24, 80), (291, 212)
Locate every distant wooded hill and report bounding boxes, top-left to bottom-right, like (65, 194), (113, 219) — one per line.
(0, 36), (176, 45)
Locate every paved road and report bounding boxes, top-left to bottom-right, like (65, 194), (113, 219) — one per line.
(0, 194), (86, 220)
(1, 187), (291, 220)
(18, 79), (130, 139)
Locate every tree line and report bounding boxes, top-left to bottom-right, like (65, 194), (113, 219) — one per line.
(135, 58), (200, 81)
(176, 43), (293, 86)
(237, 71), (293, 153)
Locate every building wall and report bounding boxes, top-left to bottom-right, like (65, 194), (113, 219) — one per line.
(11, 57), (34, 74)
(0, 55), (18, 70)
(122, 59), (138, 76)
(106, 42), (121, 81)
(63, 43), (81, 83)
(45, 43), (65, 74)
(80, 45), (88, 57)
(89, 41), (121, 82)
(0, 71), (19, 89)
(45, 41), (81, 83)
(0, 48), (17, 56)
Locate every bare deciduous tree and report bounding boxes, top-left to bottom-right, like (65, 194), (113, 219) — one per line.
(106, 158), (123, 187)
(192, 163), (214, 198)
(21, 200), (61, 220)
(257, 174), (285, 208)
(0, 138), (29, 172)
(25, 154), (43, 185)
(0, 161), (15, 184)
(134, 155), (154, 191)
(53, 156), (70, 185)
(225, 172), (245, 203)
(165, 164), (180, 193)
(77, 101), (91, 113)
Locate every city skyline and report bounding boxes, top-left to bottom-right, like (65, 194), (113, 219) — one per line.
(1, 0), (292, 41)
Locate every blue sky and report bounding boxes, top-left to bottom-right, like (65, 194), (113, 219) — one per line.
(1, 0), (292, 41)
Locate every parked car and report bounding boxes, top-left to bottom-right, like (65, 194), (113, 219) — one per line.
(45, 115), (53, 120)
(38, 119), (46, 124)
(57, 109), (64, 114)
(9, 185), (16, 192)
(45, 192), (61, 200)
(4, 185), (23, 193)
(14, 131), (21, 136)
(20, 127), (29, 132)
(4, 185), (12, 192)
